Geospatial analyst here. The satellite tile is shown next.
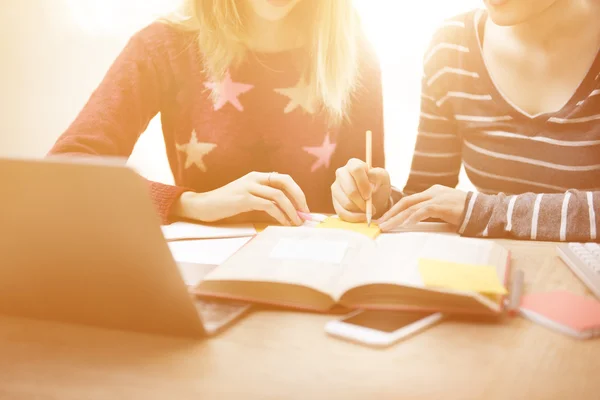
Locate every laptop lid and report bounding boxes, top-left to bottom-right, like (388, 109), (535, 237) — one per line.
(0, 157), (205, 339)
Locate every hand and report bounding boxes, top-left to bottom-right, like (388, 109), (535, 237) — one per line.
(378, 185), (467, 231)
(331, 158), (391, 222)
(174, 172), (309, 226)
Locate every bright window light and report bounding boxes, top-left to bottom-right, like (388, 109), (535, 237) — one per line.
(66, 0), (180, 36)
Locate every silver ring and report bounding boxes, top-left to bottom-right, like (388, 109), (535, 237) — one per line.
(267, 172), (277, 186)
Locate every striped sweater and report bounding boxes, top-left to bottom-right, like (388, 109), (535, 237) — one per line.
(403, 10), (600, 242)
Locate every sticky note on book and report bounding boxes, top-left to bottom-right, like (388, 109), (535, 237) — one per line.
(253, 223), (270, 233)
(317, 217), (381, 239)
(418, 258), (507, 295)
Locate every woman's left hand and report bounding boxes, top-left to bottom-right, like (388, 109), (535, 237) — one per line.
(378, 185), (468, 231)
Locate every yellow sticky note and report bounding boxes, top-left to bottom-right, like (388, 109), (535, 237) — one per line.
(316, 217), (381, 239)
(253, 223), (270, 233)
(418, 258), (507, 295)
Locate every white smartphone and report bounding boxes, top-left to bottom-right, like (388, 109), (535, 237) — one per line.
(325, 310), (443, 348)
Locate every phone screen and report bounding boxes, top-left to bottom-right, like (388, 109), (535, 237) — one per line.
(342, 311), (436, 333)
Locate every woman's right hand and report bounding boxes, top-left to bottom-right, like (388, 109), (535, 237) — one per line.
(173, 172), (309, 226)
(331, 158), (392, 222)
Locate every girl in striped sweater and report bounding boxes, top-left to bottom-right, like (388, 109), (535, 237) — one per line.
(333, 0), (600, 242)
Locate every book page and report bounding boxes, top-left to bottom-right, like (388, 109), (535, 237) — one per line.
(270, 237), (349, 264)
(334, 232), (499, 297)
(203, 226), (375, 297)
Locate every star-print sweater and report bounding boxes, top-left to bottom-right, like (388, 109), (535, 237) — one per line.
(402, 9), (600, 242)
(49, 22), (385, 223)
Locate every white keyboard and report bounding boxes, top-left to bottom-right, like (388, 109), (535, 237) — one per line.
(557, 243), (600, 299)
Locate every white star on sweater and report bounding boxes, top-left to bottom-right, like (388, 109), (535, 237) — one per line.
(274, 80), (316, 115)
(176, 130), (217, 172)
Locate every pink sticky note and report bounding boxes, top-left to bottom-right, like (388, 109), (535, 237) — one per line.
(297, 211), (312, 221)
(297, 212), (327, 222)
(520, 291), (600, 336)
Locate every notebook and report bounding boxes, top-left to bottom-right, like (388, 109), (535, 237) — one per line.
(193, 226), (511, 315)
(519, 291), (600, 339)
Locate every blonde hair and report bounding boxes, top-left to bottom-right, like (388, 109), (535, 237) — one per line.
(164, 0), (361, 123)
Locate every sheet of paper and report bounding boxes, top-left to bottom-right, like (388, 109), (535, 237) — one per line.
(162, 222), (256, 241)
(168, 237), (252, 266)
(270, 237), (348, 264)
(317, 216), (381, 239)
(418, 258), (507, 294)
(176, 263), (217, 287)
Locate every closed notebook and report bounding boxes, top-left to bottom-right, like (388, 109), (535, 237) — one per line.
(519, 291), (600, 339)
(193, 226), (511, 315)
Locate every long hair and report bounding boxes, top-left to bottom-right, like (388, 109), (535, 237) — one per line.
(163, 0), (361, 124)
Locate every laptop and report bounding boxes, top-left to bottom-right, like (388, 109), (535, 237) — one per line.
(0, 156), (250, 338)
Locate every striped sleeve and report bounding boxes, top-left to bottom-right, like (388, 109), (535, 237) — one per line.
(402, 20), (464, 196)
(460, 190), (600, 242)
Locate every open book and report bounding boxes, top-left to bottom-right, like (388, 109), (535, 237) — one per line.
(193, 226), (511, 315)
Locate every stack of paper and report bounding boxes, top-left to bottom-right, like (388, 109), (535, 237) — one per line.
(168, 238), (252, 286)
(162, 222), (256, 241)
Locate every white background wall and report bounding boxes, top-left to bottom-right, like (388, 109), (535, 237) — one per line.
(0, 0), (480, 189)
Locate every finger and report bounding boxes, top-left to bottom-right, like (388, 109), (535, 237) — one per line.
(379, 200), (434, 231)
(336, 167), (367, 212)
(332, 181), (362, 213)
(249, 196), (290, 226)
(379, 190), (433, 223)
(402, 204), (442, 226)
(367, 167), (390, 192)
(333, 196), (366, 223)
(346, 158), (372, 202)
(249, 184), (303, 226)
(376, 200), (405, 225)
(331, 173), (366, 213)
(267, 174), (309, 213)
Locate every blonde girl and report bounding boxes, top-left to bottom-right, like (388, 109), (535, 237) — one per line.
(50, 0), (384, 226)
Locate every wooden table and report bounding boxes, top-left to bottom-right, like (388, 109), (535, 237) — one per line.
(1, 240), (599, 400)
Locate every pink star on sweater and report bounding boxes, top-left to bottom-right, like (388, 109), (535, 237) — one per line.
(303, 133), (337, 172)
(204, 71), (254, 111)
